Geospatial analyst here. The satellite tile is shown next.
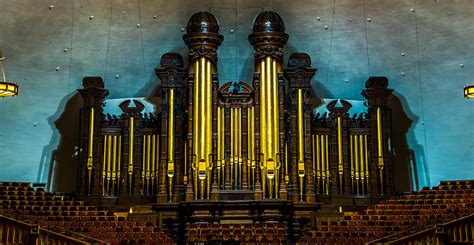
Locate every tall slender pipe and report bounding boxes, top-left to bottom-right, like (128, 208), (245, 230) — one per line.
(87, 108), (95, 195)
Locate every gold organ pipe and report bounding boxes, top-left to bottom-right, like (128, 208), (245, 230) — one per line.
(107, 135), (112, 194)
(112, 136), (117, 194)
(312, 134), (316, 178)
(200, 58), (206, 165)
(193, 60), (199, 198)
(206, 60), (212, 199)
(350, 135), (354, 195)
(128, 117), (134, 195)
(355, 135), (360, 195)
(297, 89), (304, 164)
(265, 57), (273, 163)
(168, 89), (175, 163)
(272, 59), (279, 174)
(364, 135), (369, 193)
(316, 135), (321, 193)
(217, 107), (222, 189)
(250, 107), (255, 188)
(377, 107), (384, 195)
(266, 56), (275, 198)
(284, 142), (289, 184)
(221, 108), (225, 189)
(168, 89), (175, 200)
(230, 108), (234, 187)
(117, 136), (121, 195)
(151, 134), (156, 193)
(146, 135), (151, 195)
(337, 117), (343, 195)
(260, 60), (267, 197)
(87, 108), (95, 195)
(184, 141), (187, 185)
(142, 135), (146, 194)
(359, 135), (365, 195)
(102, 135), (107, 196)
(238, 108), (242, 188)
(247, 107), (252, 189)
(325, 135), (329, 195)
(321, 134), (326, 194)
(297, 89), (305, 202)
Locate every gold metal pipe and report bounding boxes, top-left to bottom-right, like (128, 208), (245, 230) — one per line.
(168, 89), (176, 200)
(312, 134), (316, 178)
(272, 59), (280, 181)
(169, 89), (175, 163)
(247, 107), (251, 189)
(316, 134), (320, 193)
(87, 108), (95, 195)
(297, 89), (305, 202)
(364, 135), (369, 193)
(350, 135), (354, 195)
(260, 60), (267, 197)
(377, 107), (384, 195)
(117, 135), (121, 195)
(250, 107), (255, 189)
(359, 135), (365, 195)
(151, 134), (156, 193)
(142, 135), (146, 195)
(184, 141), (187, 186)
(325, 135), (329, 195)
(321, 134), (326, 194)
(337, 117), (343, 195)
(107, 135), (112, 195)
(297, 89), (304, 164)
(156, 135), (160, 193)
(146, 135), (151, 195)
(238, 108), (242, 188)
(112, 135), (117, 195)
(129, 117), (134, 195)
(200, 58), (206, 165)
(102, 135), (107, 196)
(206, 60), (212, 199)
(230, 108), (234, 187)
(265, 56), (273, 165)
(284, 142), (289, 184)
(221, 108), (225, 189)
(193, 60), (199, 198)
(217, 107), (221, 189)
(355, 135), (360, 196)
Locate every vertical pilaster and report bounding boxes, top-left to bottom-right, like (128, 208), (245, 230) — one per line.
(155, 53), (188, 203)
(362, 77), (394, 197)
(78, 77), (108, 197)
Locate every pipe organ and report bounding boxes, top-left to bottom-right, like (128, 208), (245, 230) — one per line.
(77, 11), (394, 207)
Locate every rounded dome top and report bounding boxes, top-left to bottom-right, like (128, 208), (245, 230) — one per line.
(287, 53), (311, 68)
(160, 53), (184, 68)
(252, 11), (285, 33)
(186, 12), (220, 33)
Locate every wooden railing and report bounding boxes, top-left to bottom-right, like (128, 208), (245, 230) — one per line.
(0, 215), (106, 245)
(368, 213), (474, 245)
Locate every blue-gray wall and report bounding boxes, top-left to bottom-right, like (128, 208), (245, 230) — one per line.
(0, 0), (473, 192)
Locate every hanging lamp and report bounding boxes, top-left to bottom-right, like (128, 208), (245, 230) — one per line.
(464, 84), (474, 99)
(0, 49), (19, 97)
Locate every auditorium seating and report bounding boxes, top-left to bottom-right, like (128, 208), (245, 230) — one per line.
(186, 222), (287, 243)
(299, 180), (474, 244)
(2, 181), (473, 244)
(0, 182), (174, 244)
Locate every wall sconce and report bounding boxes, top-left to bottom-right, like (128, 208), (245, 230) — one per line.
(464, 85), (474, 99)
(0, 49), (19, 97)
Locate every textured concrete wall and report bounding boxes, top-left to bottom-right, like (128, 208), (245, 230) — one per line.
(0, 0), (473, 192)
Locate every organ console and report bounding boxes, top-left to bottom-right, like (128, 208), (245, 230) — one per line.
(76, 11), (394, 209)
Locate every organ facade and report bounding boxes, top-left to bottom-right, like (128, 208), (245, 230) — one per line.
(77, 11), (394, 209)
